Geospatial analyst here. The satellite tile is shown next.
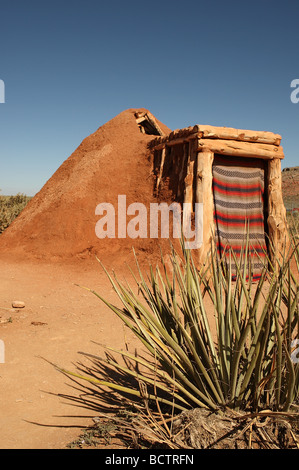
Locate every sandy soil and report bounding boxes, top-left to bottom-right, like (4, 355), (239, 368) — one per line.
(0, 255), (143, 449)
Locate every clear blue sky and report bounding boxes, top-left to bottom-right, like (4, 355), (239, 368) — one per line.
(0, 0), (298, 196)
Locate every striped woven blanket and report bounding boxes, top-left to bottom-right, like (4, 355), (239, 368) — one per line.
(212, 155), (267, 280)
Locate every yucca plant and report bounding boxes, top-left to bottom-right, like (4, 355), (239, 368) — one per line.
(57, 233), (298, 418)
(289, 212), (299, 272)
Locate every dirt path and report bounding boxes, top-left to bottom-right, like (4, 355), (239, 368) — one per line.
(0, 256), (140, 449)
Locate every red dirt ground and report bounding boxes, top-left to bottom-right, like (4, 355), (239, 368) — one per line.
(0, 257), (135, 449)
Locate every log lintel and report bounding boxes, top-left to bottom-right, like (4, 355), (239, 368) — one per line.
(196, 138), (284, 160)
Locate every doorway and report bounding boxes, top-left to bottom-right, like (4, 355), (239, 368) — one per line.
(212, 154), (268, 280)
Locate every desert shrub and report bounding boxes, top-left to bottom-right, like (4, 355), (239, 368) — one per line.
(0, 193), (31, 234)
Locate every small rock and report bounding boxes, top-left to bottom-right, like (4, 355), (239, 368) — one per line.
(12, 301), (25, 309)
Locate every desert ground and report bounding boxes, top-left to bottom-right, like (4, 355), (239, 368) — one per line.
(0, 254), (148, 449)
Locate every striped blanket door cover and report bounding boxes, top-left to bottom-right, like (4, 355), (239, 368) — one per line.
(212, 155), (267, 280)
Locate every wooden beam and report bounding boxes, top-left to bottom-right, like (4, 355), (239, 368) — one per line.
(151, 133), (199, 151)
(196, 125), (281, 146)
(197, 138), (284, 160)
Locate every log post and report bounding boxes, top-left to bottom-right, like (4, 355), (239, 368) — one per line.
(177, 142), (188, 199)
(267, 159), (289, 267)
(196, 149), (215, 266)
(183, 141), (196, 209)
(182, 141), (196, 251)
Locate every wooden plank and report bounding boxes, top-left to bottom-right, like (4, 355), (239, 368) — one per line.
(196, 138), (284, 159)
